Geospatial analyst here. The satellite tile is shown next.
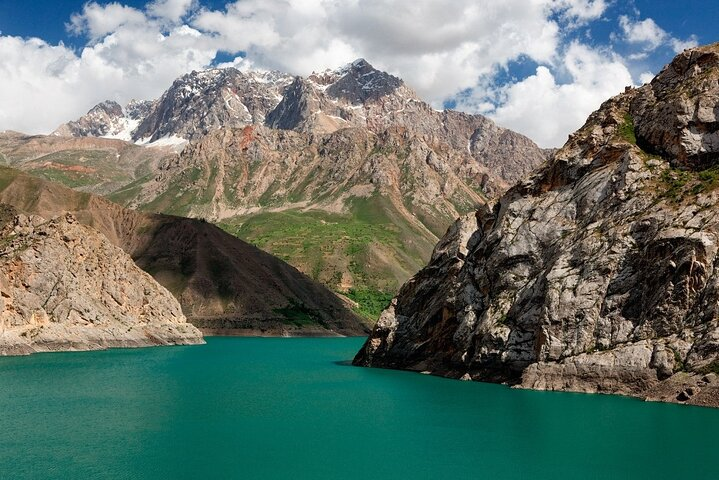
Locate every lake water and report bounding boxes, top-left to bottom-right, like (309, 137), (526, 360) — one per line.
(1, 337), (717, 479)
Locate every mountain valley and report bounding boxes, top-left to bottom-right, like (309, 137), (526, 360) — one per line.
(3, 59), (548, 319)
(0, 166), (367, 337)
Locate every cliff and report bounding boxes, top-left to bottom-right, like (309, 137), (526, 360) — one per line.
(355, 43), (719, 407)
(0, 206), (204, 355)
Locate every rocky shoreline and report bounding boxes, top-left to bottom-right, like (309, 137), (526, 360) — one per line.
(355, 43), (719, 408)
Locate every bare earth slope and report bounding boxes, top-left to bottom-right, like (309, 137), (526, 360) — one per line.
(355, 43), (719, 407)
(0, 167), (367, 336)
(0, 131), (175, 196)
(0, 205), (204, 355)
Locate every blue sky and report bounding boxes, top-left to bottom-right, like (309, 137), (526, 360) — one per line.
(0, 0), (715, 147)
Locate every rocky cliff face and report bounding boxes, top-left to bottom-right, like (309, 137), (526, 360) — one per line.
(355, 43), (719, 407)
(133, 68), (293, 143)
(0, 205), (204, 355)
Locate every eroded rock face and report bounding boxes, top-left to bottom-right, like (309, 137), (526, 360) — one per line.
(355, 43), (719, 407)
(52, 101), (127, 138)
(632, 44), (719, 168)
(0, 207), (204, 355)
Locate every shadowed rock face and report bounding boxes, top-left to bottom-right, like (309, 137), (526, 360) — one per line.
(355, 43), (719, 407)
(0, 206), (204, 355)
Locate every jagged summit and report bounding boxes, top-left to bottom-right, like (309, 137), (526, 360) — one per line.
(53, 58), (542, 177)
(53, 67), (294, 145)
(327, 58), (404, 104)
(52, 100), (131, 139)
(132, 67), (292, 143)
(51, 59), (418, 145)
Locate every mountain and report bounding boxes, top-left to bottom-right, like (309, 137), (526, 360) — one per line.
(355, 43), (719, 407)
(133, 69), (293, 143)
(53, 100), (155, 141)
(0, 205), (204, 355)
(0, 167), (367, 336)
(53, 68), (293, 144)
(32, 60), (547, 319)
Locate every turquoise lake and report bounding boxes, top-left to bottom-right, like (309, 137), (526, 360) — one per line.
(1, 337), (718, 479)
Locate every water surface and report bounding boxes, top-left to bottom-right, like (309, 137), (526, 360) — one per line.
(1, 337), (717, 479)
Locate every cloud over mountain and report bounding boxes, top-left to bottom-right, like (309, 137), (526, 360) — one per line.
(0, 0), (700, 147)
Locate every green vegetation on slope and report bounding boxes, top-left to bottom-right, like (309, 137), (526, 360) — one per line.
(658, 164), (719, 202)
(618, 114), (637, 145)
(219, 195), (431, 321)
(21, 150), (135, 191)
(343, 288), (394, 321)
(139, 167), (203, 216)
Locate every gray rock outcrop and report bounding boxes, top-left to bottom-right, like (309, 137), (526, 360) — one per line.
(355, 43), (719, 407)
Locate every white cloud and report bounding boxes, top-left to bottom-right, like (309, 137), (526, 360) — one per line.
(670, 36), (699, 53)
(148, 0), (196, 22)
(619, 15), (667, 50)
(554, 0), (607, 22)
(619, 15), (698, 54)
(68, 3), (147, 40)
(639, 71), (654, 84)
(1, 3), (217, 134)
(462, 43), (633, 148)
(322, 0), (562, 100)
(0, 0), (696, 150)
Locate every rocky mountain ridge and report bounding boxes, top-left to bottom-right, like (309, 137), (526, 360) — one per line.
(54, 59), (545, 186)
(53, 100), (155, 141)
(53, 68), (294, 144)
(355, 43), (719, 407)
(36, 60), (548, 319)
(0, 205), (204, 355)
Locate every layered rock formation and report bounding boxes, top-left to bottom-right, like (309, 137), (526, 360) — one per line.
(0, 167), (368, 336)
(355, 43), (719, 407)
(0, 205), (204, 355)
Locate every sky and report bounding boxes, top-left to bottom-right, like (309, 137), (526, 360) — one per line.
(0, 0), (716, 148)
